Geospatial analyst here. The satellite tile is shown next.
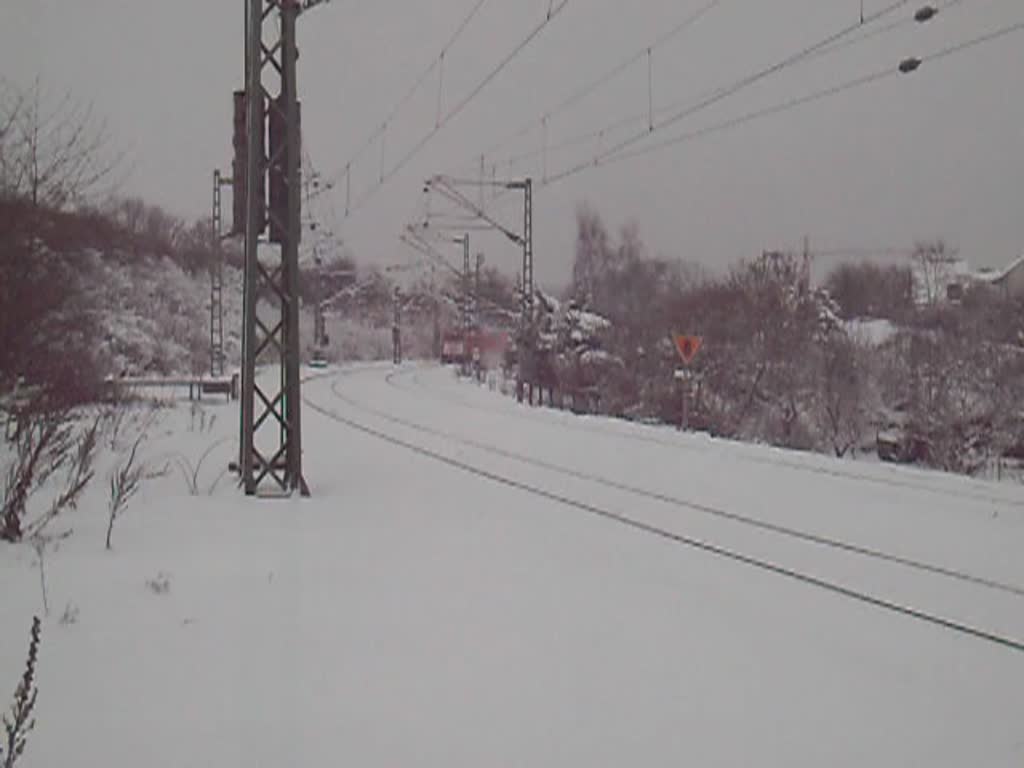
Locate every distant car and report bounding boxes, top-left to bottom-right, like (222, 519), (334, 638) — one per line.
(875, 405), (929, 463)
(876, 426), (929, 463)
(309, 347), (328, 369)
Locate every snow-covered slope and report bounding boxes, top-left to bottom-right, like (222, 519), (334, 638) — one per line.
(2, 363), (1023, 766)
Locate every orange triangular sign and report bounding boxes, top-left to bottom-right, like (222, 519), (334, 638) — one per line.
(674, 334), (702, 364)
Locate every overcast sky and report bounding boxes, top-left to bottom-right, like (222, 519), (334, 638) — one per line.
(2, 0), (1022, 287)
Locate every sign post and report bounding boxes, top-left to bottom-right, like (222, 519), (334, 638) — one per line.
(673, 334), (703, 431)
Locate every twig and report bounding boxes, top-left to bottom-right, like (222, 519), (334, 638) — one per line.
(105, 430), (164, 550)
(2, 617), (41, 768)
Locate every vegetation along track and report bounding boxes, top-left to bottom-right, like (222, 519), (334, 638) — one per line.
(299, 367), (1024, 654)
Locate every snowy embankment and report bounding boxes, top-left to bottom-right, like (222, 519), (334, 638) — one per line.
(2, 362), (1023, 766)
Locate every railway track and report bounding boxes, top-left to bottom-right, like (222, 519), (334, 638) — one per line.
(302, 366), (1024, 654)
(399, 365), (1024, 510)
(373, 368), (1024, 597)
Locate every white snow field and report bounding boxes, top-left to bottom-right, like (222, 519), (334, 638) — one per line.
(3, 362), (1024, 767)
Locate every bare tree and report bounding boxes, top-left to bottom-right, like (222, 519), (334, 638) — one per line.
(911, 240), (959, 306)
(0, 78), (118, 209)
(571, 204), (612, 305)
(0, 83), (26, 199)
(825, 261), (914, 320)
(815, 334), (871, 457)
(0, 80), (120, 399)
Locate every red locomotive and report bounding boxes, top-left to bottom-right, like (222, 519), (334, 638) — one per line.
(441, 329), (510, 368)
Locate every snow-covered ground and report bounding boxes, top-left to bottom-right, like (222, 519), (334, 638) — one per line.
(3, 363), (1024, 766)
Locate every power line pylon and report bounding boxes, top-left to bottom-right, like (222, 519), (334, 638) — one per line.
(519, 177), (533, 325)
(392, 286), (402, 365)
(431, 263), (441, 359)
(457, 233), (471, 377)
(239, 0), (308, 496)
(518, 178), (534, 402)
(210, 170), (231, 378)
(422, 174), (533, 396)
(474, 251), (484, 324)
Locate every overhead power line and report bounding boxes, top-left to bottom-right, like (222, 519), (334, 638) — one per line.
(328, 0), (491, 184)
(810, 247), (915, 258)
(805, 0), (967, 65)
(400, 229), (466, 281)
(428, 176), (525, 245)
(505, 0), (974, 170)
(609, 70), (899, 164)
(479, 0), (727, 162)
(540, 0), (917, 184)
(331, 0), (571, 219)
(543, 18), (1024, 182)
(924, 14), (1023, 60)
